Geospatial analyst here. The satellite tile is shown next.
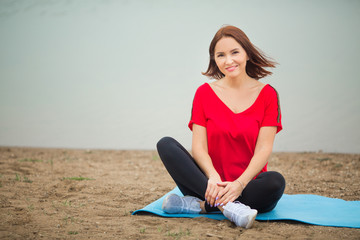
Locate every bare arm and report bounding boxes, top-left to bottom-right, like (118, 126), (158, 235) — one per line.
(238, 126), (277, 186)
(216, 126), (277, 206)
(192, 124), (222, 206)
(192, 124), (219, 179)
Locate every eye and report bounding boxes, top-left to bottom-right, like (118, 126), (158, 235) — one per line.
(216, 54), (224, 58)
(232, 51), (239, 55)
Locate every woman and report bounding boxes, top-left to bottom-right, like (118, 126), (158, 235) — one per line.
(156, 25), (285, 228)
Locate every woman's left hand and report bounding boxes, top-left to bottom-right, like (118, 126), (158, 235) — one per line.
(215, 181), (244, 207)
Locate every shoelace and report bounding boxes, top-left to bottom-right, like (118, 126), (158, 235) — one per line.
(182, 197), (197, 213)
(180, 198), (188, 212)
(226, 202), (250, 220)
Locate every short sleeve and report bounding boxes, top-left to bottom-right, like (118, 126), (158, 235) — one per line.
(188, 86), (207, 131)
(261, 86), (282, 133)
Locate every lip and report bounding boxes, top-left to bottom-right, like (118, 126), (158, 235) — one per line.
(225, 65), (237, 72)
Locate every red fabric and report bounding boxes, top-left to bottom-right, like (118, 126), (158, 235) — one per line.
(188, 83), (282, 181)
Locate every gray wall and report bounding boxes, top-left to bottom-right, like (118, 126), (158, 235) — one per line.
(0, 0), (359, 153)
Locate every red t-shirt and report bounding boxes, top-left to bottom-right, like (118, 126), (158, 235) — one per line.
(188, 83), (282, 181)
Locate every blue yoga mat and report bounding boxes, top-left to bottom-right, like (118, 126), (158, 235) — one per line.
(132, 187), (360, 228)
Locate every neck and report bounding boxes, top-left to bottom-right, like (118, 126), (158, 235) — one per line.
(224, 73), (251, 88)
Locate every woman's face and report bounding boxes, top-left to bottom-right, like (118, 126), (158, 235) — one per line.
(214, 37), (248, 79)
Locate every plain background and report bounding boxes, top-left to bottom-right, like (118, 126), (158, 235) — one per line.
(0, 0), (359, 153)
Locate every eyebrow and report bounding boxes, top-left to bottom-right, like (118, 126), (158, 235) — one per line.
(215, 48), (240, 55)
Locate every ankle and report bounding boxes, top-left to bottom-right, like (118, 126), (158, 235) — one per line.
(218, 205), (224, 213)
(200, 201), (207, 213)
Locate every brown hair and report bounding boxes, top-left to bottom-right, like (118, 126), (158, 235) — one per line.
(202, 25), (277, 80)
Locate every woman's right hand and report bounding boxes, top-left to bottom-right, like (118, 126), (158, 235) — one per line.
(192, 124), (223, 207)
(205, 176), (223, 207)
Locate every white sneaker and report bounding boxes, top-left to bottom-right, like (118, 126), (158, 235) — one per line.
(223, 201), (257, 228)
(162, 194), (201, 214)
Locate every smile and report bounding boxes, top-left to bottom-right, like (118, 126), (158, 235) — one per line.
(225, 65), (237, 72)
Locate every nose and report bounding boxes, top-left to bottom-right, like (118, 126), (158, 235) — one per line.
(225, 55), (233, 65)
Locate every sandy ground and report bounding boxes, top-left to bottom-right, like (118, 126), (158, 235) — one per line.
(0, 146), (359, 239)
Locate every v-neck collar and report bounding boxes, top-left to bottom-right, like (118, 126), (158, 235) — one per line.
(206, 83), (268, 115)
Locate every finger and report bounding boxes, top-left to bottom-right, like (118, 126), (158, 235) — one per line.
(216, 186), (228, 201)
(205, 186), (210, 201)
(206, 188), (213, 205)
(214, 193), (221, 207)
(216, 184), (225, 199)
(209, 187), (220, 207)
(220, 195), (234, 206)
(207, 185), (217, 206)
(224, 190), (240, 205)
(212, 186), (224, 207)
(219, 197), (229, 207)
(205, 181), (216, 201)
(205, 188), (210, 202)
(216, 186), (231, 207)
(218, 184), (238, 205)
(216, 182), (228, 187)
(214, 185), (226, 207)
(219, 184), (240, 202)
(217, 194), (227, 207)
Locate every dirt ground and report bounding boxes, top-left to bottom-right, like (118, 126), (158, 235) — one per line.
(0, 147), (359, 239)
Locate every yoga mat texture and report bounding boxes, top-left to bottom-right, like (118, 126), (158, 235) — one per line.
(132, 187), (360, 228)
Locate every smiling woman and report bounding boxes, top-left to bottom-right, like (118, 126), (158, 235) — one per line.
(156, 25), (285, 229)
(213, 37), (249, 80)
(202, 25), (277, 80)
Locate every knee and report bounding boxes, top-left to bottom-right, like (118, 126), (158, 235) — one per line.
(258, 171), (285, 193)
(156, 136), (176, 153)
(268, 171), (286, 193)
(253, 172), (286, 213)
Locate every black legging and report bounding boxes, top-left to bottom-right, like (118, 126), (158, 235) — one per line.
(157, 136), (285, 213)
